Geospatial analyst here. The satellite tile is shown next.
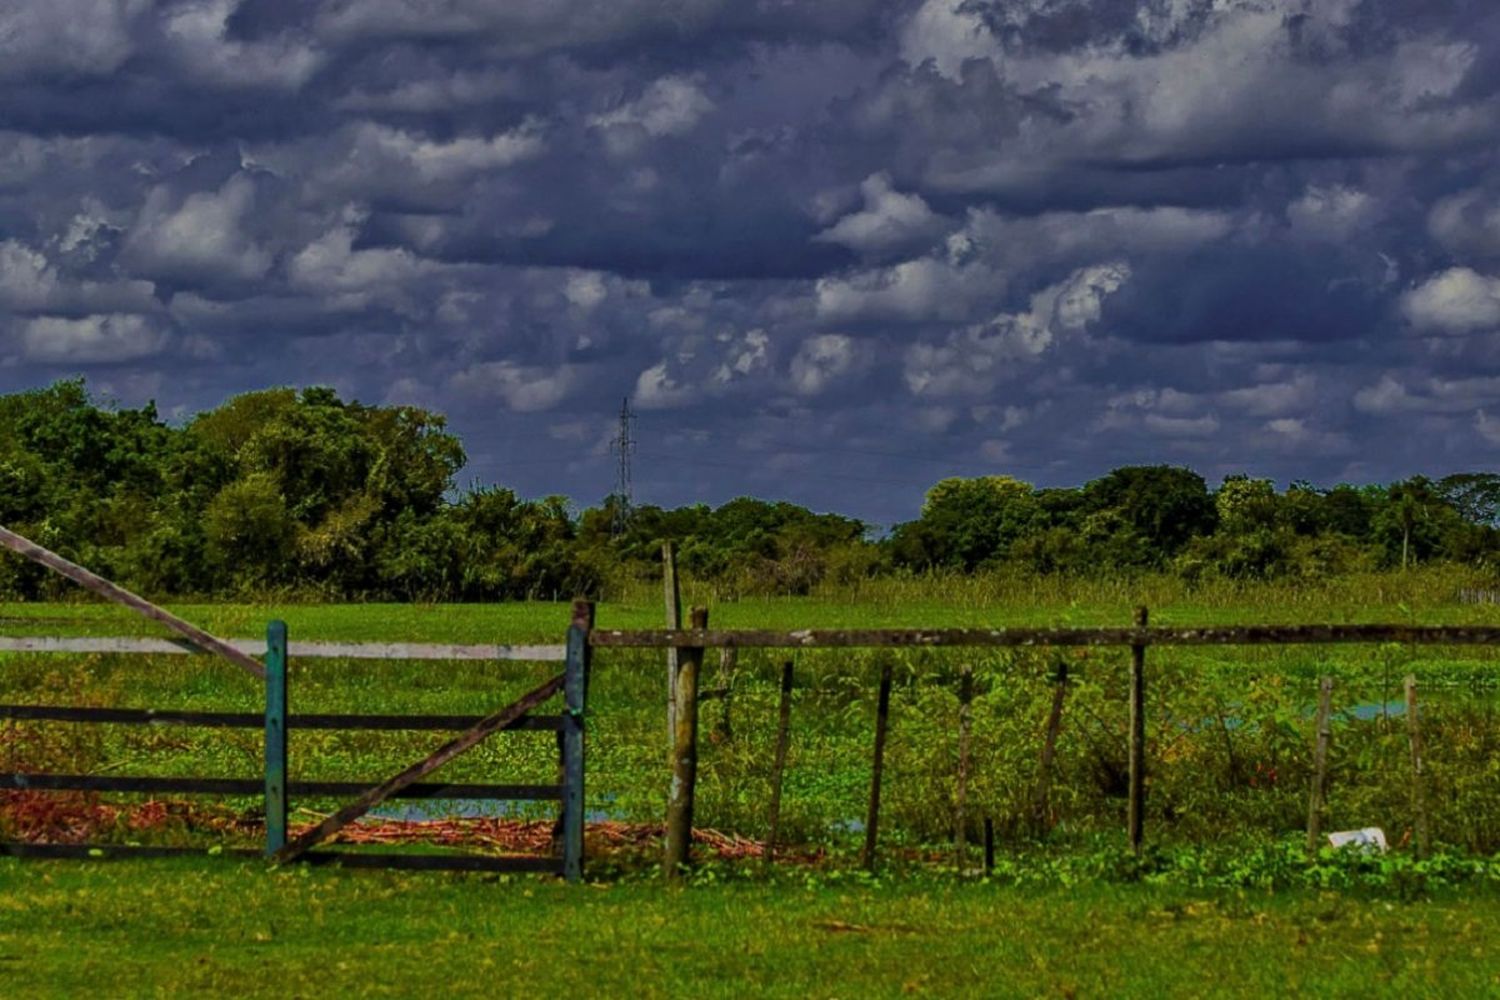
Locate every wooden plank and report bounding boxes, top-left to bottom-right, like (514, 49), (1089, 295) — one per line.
(1128, 606), (1148, 854)
(0, 842), (561, 873)
(1405, 675), (1431, 858)
(589, 624), (1500, 649)
(0, 635), (565, 662)
(271, 672), (566, 863)
(0, 704), (563, 732)
(1306, 677), (1334, 852)
(3, 773), (563, 800)
(561, 600), (593, 883)
(0, 525), (265, 680)
(277, 640), (566, 662)
(863, 660), (894, 873)
(264, 621), (288, 856)
(763, 661), (794, 871)
(664, 607), (706, 881)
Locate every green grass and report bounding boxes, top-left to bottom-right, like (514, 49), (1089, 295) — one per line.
(4, 577), (1500, 994)
(2, 858), (1499, 997)
(2, 563), (1499, 643)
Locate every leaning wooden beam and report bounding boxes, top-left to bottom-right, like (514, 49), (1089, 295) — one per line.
(272, 672), (565, 864)
(0, 525), (265, 681)
(589, 624), (1500, 649)
(0, 636), (565, 662)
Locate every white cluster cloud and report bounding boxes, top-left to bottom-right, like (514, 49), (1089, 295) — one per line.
(790, 334), (858, 396)
(449, 361), (578, 412)
(1402, 268), (1500, 334)
(163, 0), (325, 91)
(123, 174), (273, 285)
(18, 314), (169, 364)
(814, 173), (948, 256)
(903, 262), (1129, 397)
(0, 0), (142, 81)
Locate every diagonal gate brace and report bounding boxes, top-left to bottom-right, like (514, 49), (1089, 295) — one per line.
(0, 524), (265, 681)
(272, 672), (566, 864)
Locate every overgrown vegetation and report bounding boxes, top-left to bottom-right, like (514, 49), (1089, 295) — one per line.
(5, 379), (1500, 601)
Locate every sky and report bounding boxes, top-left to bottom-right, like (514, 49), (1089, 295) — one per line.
(2, 0), (1500, 528)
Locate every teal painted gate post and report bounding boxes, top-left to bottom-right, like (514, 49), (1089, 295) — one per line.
(264, 620), (288, 856)
(561, 600), (594, 882)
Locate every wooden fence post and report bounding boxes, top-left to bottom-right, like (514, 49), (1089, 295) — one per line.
(763, 661), (794, 871)
(1404, 674), (1431, 858)
(1032, 660), (1069, 836)
(863, 659), (894, 873)
(562, 600), (594, 883)
(1128, 606), (1148, 853)
(663, 542), (681, 743)
(955, 663), (973, 873)
(1306, 676), (1334, 853)
(263, 620), (288, 857)
(664, 606), (706, 881)
(712, 647), (736, 743)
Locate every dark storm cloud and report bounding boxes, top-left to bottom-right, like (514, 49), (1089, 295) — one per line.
(4, 0), (1500, 524)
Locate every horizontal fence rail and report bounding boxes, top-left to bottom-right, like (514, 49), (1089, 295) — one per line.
(3, 773), (563, 800)
(0, 704), (566, 731)
(589, 624), (1500, 649)
(0, 842), (564, 873)
(0, 635), (566, 661)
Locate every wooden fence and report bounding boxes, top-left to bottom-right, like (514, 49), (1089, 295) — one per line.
(608, 608), (1496, 873)
(2, 607), (1492, 877)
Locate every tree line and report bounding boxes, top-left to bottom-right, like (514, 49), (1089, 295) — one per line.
(2, 380), (1497, 601)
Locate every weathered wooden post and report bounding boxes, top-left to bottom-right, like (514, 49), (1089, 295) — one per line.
(863, 659), (894, 873)
(562, 600), (594, 883)
(1128, 606), (1148, 853)
(664, 606), (706, 881)
(712, 647), (737, 743)
(763, 660), (794, 871)
(663, 541), (682, 742)
(1306, 676), (1334, 853)
(954, 663), (973, 872)
(1404, 674), (1431, 858)
(263, 620), (288, 856)
(1032, 659), (1069, 836)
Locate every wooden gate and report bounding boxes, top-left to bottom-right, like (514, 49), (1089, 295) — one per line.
(1, 611), (591, 877)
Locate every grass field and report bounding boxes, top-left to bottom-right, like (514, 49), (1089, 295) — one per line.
(3, 858), (1499, 997)
(4, 572), (1500, 995)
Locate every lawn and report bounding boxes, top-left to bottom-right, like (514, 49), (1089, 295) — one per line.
(2, 858), (1498, 997)
(3, 578), (1500, 995)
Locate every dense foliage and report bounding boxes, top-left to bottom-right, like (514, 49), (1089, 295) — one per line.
(3, 380), (1499, 599)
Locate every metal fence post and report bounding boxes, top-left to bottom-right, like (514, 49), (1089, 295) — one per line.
(264, 620), (288, 857)
(562, 600), (593, 883)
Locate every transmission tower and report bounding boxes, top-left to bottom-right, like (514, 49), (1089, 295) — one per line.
(610, 396), (636, 536)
